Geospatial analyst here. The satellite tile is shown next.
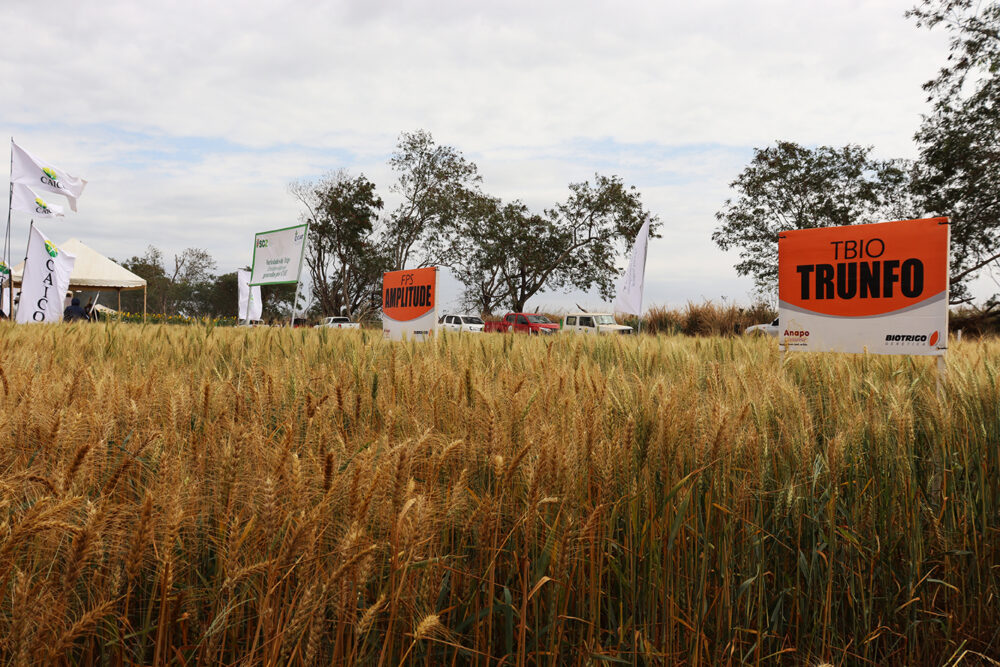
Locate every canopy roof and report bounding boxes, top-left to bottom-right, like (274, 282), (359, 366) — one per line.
(12, 238), (146, 291)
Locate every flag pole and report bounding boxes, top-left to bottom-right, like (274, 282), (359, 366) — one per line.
(638, 215), (650, 335)
(5, 140), (13, 320)
(15, 219), (34, 321)
(288, 223), (309, 328)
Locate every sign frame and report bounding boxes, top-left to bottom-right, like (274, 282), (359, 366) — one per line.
(382, 266), (438, 341)
(777, 217), (950, 357)
(248, 223), (309, 287)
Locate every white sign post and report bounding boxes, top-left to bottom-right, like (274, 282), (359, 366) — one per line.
(249, 223), (308, 326)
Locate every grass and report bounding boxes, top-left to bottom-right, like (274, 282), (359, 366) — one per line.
(0, 322), (997, 665)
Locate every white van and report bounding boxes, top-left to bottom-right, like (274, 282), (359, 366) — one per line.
(561, 313), (633, 335)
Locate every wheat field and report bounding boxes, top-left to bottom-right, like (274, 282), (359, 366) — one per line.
(0, 322), (997, 665)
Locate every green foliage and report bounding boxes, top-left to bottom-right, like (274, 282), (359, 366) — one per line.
(384, 129), (482, 271)
(291, 171), (386, 319)
(908, 0), (1000, 303)
(446, 175), (658, 314)
(713, 142), (914, 295)
(119, 246), (219, 316)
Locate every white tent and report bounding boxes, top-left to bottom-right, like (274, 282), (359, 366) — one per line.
(11, 238), (147, 317)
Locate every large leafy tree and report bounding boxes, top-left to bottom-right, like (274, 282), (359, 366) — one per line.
(712, 142), (914, 295)
(446, 175), (657, 314)
(908, 0), (1000, 303)
(290, 170), (387, 319)
(384, 130), (482, 271)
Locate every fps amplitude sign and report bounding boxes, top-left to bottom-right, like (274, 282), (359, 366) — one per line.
(778, 217), (949, 356)
(382, 267), (437, 341)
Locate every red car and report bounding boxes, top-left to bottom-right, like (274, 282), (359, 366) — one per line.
(484, 312), (560, 334)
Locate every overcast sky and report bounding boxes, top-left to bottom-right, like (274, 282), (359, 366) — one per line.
(3, 0), (986, 311)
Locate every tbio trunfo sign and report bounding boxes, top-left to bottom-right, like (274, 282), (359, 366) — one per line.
(382, 267), (437, 341)
(778, 217), (949, 356)
(249, 224), (308, 285)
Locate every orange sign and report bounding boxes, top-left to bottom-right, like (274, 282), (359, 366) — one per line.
(382, 267), (436, 321)
(778, 217), (949, 318)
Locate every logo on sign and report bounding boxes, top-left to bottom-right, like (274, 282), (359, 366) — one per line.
(885, 331), (940, 347)
(256, 239), (269, 248)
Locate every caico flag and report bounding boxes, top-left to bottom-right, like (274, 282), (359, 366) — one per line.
(613, 217), (650, 316)
(10, 140), (87, 211)
(16, 226), (76, 324)
(10, 182), (65, 218)
(237, 269), (262, 321)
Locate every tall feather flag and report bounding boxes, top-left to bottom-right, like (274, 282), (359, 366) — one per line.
(10, 140), (87, 211)
(613, 217), (651, 316)
(238, 269), (263, 321)
(10, 182), (64, 218)
(16, 225), (76, 323)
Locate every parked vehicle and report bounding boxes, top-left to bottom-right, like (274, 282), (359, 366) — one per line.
(484, 312), (559, 334)
(561, 313), (632, 335)
(744, 318), (779, 337)
(316, 316), (360, 330)
(438, 314), (485, 333)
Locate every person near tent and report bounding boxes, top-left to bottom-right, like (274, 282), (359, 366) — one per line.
(64, 297), (89, 322)
(84, 297), (96, 321)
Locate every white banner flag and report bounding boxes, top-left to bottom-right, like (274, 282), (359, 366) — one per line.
(10, 182), (65, 218)
(16, 226), (76, 323)
(10, 140), (87, 211)
(613, 217), (650, 316)
(237, 269), (262, 321)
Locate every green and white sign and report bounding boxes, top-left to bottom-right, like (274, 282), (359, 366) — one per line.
(249, 223), (308, 286)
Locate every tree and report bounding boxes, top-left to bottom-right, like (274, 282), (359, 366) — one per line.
(384, 130), (482, 271)
(445, 175), (657, 313)
(908, 0), (1000, 303)
(169, 248), (217, 315)
(118, 246), (217, 315)
(290, 170), (386, 319)
(712, 142), (914, 294)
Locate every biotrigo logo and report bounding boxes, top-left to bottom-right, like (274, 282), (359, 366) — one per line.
(34, 197), (53, 215)
(40, 167), (64, 190)
(44, 240), (59, 258)
(885, 331), (941, 347)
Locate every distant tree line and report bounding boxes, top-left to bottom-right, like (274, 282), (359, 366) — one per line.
(713, 0), (1000, 305)
(115, 247), (295, 319)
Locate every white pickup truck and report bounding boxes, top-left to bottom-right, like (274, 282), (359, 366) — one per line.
(561, 313), (633, 335)
(438, 314), (485, 333)
(316, 316), (360, 330)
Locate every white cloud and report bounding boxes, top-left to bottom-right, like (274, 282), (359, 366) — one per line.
(0, 0), (971, 307)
